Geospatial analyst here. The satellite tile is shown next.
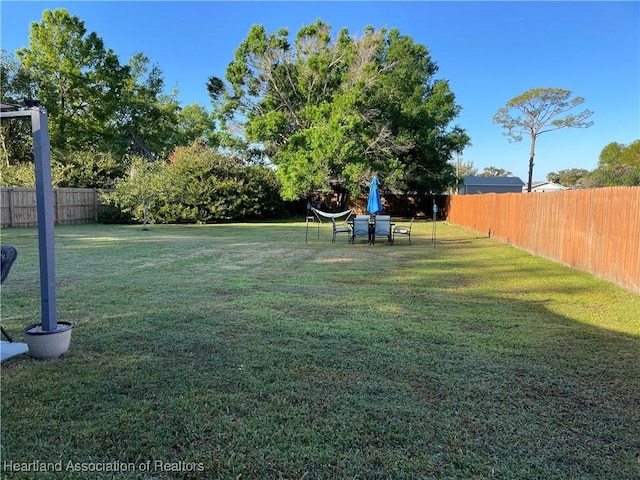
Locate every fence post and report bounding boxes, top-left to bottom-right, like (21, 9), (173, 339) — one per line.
(94, 188), (98, 222)
(9, 188), (15, 227)
(55, 188), (62, 225)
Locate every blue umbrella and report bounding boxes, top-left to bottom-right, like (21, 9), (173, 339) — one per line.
(367, 177), (382, 214)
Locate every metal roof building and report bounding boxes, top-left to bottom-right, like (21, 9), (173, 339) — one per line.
(458, 176), (525, 194)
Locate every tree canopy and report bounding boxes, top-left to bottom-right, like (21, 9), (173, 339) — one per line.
(479, 166), (512, 177)
(0, 8), (222, 189)
(586, 140), (640, 187)
(546, 168), (591, 188)
(545, 141), (639, 188)
(209, 20), (469, 201)
(5, 9), (217, 163)
(16, 9), (130, 153)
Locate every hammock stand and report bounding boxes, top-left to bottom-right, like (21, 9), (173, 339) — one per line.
(306, 207), (354, 243)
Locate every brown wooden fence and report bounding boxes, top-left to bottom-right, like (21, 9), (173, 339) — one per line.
(1, 187), (102, 227)
(447, 187), (640, 294)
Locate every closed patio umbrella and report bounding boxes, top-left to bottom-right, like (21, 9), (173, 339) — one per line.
(367, 177), (382, 214)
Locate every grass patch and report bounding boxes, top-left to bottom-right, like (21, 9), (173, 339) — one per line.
(1, 221), (639, 479)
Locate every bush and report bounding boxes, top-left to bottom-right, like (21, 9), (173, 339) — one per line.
(53, 150), (125, 189)
(162, 144), (285, 223)
(102, 145), (287, 225)
(0, 162), (35, 187)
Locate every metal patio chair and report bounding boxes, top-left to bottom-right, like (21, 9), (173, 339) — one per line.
(372, 215), (392, 245)
(392, 218), (415, 245)
(331, 217), (352, 243)
(352, 215), (371, 244)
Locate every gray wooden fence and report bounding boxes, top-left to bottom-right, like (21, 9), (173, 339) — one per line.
(1, 187), (103, 227)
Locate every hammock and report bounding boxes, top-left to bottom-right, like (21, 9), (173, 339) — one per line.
(306, 208), (354, 243)
(310, 207), (354, 222)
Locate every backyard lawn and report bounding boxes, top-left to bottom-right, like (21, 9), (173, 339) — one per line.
(1, 220), (639, 479)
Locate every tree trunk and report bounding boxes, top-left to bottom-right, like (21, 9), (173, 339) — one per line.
(142, 201), (149, 230)
(527, 134), (537, 192)
(0, 131), (8, 167)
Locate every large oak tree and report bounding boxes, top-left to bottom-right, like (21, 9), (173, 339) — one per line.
(208, 20), (469, 201)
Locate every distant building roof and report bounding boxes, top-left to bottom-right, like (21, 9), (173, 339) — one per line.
(526, 181), (567, 192)
(462, 176), (524, 187)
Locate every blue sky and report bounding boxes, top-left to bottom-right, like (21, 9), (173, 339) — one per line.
(2, 1), (638, 182)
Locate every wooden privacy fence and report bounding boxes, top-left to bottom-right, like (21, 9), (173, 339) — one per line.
(1, 187), (103, 227)
(447, 187), (640, 294)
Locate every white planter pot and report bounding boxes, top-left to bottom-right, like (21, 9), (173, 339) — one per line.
(24, 322), (73, 360)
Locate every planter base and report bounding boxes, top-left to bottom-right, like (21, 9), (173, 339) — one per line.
(24, 322), (73, 360)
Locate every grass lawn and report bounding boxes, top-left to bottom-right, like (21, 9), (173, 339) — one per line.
(1, 220), (639, 479)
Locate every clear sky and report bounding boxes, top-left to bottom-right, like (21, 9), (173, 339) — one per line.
(2, 1), (639, 182)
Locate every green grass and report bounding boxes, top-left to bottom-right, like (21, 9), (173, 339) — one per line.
(1, 221), (639, 479)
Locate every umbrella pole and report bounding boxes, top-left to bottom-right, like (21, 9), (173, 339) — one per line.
(432, 218), (437, 247)
(432, 201), (438, 248)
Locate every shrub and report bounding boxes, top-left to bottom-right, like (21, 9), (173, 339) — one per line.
(163, 144), (285, 222)
(53, 150), (125, 188)
(0, 162), (35, 187)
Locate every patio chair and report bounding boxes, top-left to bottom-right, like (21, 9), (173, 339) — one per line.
(331, 217), (352, 243)
(1, 246), (17, 285)
(352, 215), (371, 244)
(1, 246), (17, 343)
(392, 218), (414, 245)
(372, 215), (392, 245)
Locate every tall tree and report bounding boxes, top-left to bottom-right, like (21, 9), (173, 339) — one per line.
(209, 20), (469, 201)
(110, 52), (180, 159)
(16, 9), (129, 153)
(493, 88), (593, 192)
(174, 103), (217, 148)
(11, 9), (190, 183)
